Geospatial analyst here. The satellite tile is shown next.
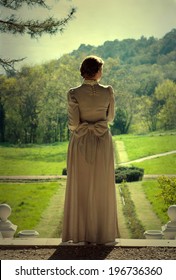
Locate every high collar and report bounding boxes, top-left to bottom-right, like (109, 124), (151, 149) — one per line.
(83, 79), (98, 86)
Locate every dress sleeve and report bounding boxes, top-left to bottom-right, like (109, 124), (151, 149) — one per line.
(67, 89), (80, 131)
(107, 86), (115, 122)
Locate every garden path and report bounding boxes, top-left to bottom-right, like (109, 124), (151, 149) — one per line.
(115, 140), (129, 164)
(115, 139), (176, 165)
(127, 150), (176, 163)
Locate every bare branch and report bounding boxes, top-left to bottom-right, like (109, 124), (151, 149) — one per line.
(0, 8), (76, 37)
(0, 57), (26, 72)
(0, 0), (48, 10)
(0, 1), (76, 72)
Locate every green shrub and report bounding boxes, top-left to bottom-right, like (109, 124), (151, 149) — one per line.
(62, 168), (67, 175)
(157, 176), (176, 207)
(115, 166), (144, 183)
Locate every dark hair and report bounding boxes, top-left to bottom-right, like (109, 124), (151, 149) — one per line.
(80, 55), (104, 79)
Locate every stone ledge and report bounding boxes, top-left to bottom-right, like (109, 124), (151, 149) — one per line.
(0, 175), (67, 182)
(0, 238), (176, 248)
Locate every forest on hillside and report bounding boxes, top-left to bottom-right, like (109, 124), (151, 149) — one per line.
(0, 29), (176, 144)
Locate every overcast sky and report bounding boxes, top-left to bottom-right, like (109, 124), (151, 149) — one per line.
(1, 0), (176, 68)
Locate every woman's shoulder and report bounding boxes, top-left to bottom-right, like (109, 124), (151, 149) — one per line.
(67, 85), (83, 101)
(68, 84), (82, 94)
(98, 83), (112, 88)
(67, 85), (80, 95)
(98, 84), (114, 94)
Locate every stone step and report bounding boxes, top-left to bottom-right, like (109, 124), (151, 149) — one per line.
(0, 238), (176, 247)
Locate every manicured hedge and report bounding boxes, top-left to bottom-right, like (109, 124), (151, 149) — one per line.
(115, 166), (144, 183)
(62, 168), (67, 175)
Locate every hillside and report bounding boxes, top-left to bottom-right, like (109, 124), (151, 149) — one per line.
(0, 29), (176, 144)
(71, 28), (176, 66)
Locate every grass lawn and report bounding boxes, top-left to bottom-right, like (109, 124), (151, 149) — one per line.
(0, 142), (68, 175)
(114, 134), (176, 161)
(0, 182), (63, 235)
(133, 154), (176, 174)
(1, 134), (175, 176)
(1, 133), (175, 239)
(142, 180), (169, 224)
(35, 181), (66, 238)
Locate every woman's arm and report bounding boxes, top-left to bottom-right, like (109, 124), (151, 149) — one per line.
(67, 89), (80, 131)
(107, 86), (115, 122)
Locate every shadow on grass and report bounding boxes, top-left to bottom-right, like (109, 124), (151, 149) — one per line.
(48, 245), (114, 260)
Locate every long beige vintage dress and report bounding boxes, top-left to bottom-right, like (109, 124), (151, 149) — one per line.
(62, 79), (119, 244)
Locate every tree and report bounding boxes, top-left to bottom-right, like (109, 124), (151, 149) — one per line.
(111, 92), (137, 135)
(38, 55), (80, 143)
(160, 28), (176, 55)
(17, 66), (47, 143)
(137, 95), (159, 132)
(0, 76), (20, 142)
(154, 80), (176, 130)
(0, 102), (5, 141)
(0, 0), (76, 72)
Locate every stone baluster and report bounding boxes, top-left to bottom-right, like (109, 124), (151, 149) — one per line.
(0, 204), (17, 238)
